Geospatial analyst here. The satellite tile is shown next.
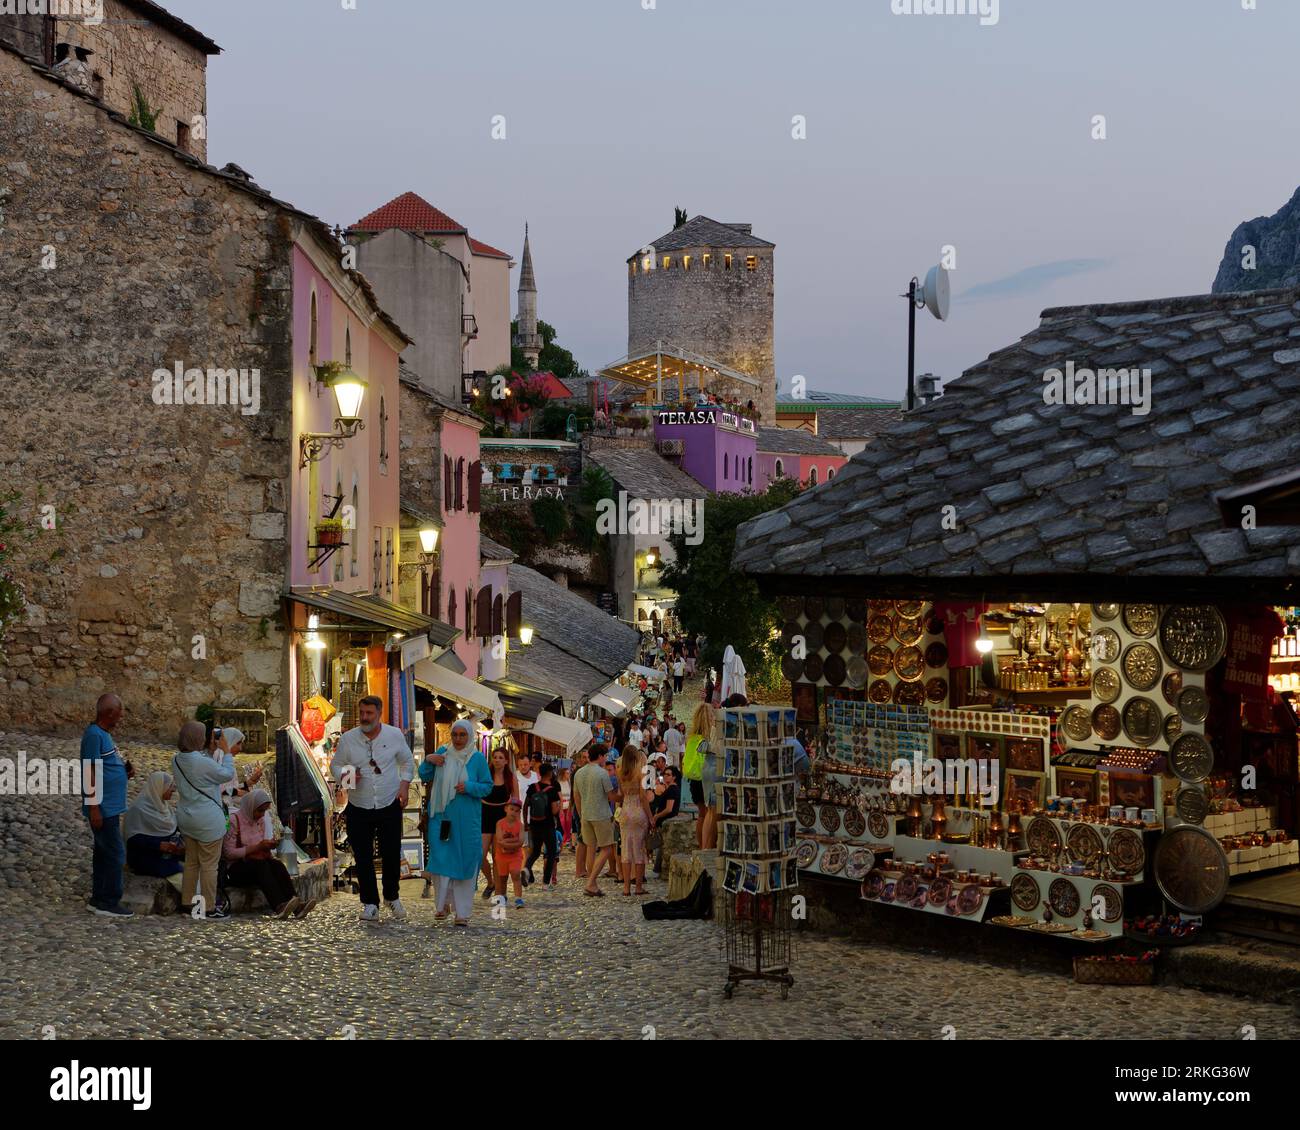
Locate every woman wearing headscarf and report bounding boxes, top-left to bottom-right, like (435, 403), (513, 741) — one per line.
(223, 787), (314, 919)
(419, 719), (492, 926)
(124, 771), (184, 877)
(211, 726), (264, 800)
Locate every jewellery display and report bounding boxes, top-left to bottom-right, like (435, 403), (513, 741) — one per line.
(1170, 732), (1213, 783)
(1122, 604), (1159, 639)
(1159, 605), (1228, 672)
(1048, 877), (1081, 918)
(1121, 697), (1161, 747)
(1010, 873), (1041, 911)
(1177, 685), (1209, 725)
(1121, 642), (1162, 692)
(1092, 666), (1121, 703)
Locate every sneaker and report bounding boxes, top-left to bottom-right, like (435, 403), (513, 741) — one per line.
(294, 899), (318, 919)
(360, 903), (380, 924)
(92, 904), (134, 918)
(525, 868), (535, 886)
(481, 884), (494, 900)
(204, 907), (230, 920)
(514, 897), (524, 908)
(385, 898), (407, 921)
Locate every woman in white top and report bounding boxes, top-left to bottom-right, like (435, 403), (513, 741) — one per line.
(212, 726), (263, 800)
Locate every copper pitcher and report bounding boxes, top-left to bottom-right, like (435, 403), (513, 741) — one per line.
(930, 796), (948, 841)
(1005, 802), (1023, 851)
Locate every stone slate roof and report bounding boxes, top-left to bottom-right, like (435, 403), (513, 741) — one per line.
(756, 426), (842, 456)
(776, 390), (899, 406)
(733, 288), (1300, 594)
(587, 447), (709, 500)
(124, 0), (222, 54)
(507, 637), (612, 705)
(629, 215), (773, 259)
(479, 534), (516, 563)
(814, 408), (908, 440)
(508, 563), (640, 678)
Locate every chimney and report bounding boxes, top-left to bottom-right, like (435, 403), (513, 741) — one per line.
(916, 373), (942, 405)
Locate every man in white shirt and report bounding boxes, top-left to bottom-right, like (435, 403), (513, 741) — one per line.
(662, 723), (684, 770)
(672, 655), (685, 693)
(330, 695), (413, 922)
(514, 751), (540, 879)
(626, 720), (644, 750)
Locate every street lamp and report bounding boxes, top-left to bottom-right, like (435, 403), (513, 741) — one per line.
(304, 613), (327, 651)
(299, 366), (369, 467)
(418, 526), (439, 556)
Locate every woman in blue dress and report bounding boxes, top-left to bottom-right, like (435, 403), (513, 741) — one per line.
(419, 719), (492, 926)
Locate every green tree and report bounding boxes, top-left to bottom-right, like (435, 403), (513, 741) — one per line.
(510, 320), (588, 384)
(674, 207), (688, 229)
(659, 478), (801, 696)
(572, 464), (615, 551)
(532, 495), (569, 541)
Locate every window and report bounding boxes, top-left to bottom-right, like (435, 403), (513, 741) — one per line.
(176, 120), (191, 154)
(683, 255), (691, 271)
(448, 588), (457, 628)
(702, 253), (711, 269)
(828, 467), (836, 480)
(748, 457), (753, 484)
(662, 256), (671, 270)
(384, 529), (393, 597)
(378, 395), (388, 470)
(309, 293), (318, 369)
(629, 262), (636, 277)
(724, 254), (733, 270)
(808, 466), (818, 486)
(345, 326), (352, 367)
(333, 476), (344, 582)
(350, 483), (359, 576)
(774, 458), (784, 478)
(723, 453), (729, 479)
(642, 256), (652, 271)
(465, 587), (473, 636)
(455, 457), (465, 511)
(492, 593), (504, 636)
(746, 255), (758, 271)
(373, 527), (381, 589)
(468, 460), (481, 513)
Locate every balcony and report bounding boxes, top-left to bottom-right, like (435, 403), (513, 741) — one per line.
(462, 313), (479, 341)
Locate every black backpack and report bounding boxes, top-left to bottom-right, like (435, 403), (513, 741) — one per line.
(528, 786), (552, 824)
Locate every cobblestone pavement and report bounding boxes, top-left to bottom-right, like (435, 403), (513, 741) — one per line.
(2, 731), (1297, 1040)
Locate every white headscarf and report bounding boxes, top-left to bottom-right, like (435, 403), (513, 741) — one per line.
(123, 771), (177, 840)
(430, 720), (476, 816)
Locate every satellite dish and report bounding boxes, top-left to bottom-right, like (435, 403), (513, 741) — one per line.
(916, 264), (950, 322)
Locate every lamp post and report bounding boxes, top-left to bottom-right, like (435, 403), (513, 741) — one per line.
(299, 367), (369, 467)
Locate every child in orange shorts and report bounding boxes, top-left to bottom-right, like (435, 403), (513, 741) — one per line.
(494, 799), (526, 907)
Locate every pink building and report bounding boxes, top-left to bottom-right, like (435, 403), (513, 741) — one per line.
(756, 426), (847, 490)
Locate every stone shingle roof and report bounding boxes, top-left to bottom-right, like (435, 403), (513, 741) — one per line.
(814, 408), (908, 439)
(587, 447), (709, 500)
(732, 288), (1300, 594)
(629, 215), (773, 259)
(507, 637), (612, 706)
(756, 426), (842, 456)
(508, 564), (640, 678)
(479, 534), (516, 563)
(776, 390), (899, 406)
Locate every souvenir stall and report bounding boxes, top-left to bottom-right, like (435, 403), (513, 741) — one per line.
(782, 599), (1295, 945)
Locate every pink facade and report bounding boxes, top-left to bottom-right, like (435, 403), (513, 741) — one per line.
(652, 410), (757, 493)
(477, 558), (509, 681)
(756, 449), (848, 491)
(436, 410), (483, 673)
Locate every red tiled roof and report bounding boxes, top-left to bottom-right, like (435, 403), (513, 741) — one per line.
(351, 191), (466, 234)
(470, 237), (511, 260)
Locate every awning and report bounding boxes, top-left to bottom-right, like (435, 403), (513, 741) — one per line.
(634, 587), (678, 604)
(530, 711), (594, 758)
(289, 586), (459, 648)
(588, 680), (636, 716)
(629, 663), (667, 683)
(485, 677), (563, 723)
(411, 657), (503, 726)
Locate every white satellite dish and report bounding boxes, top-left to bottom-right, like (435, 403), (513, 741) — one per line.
(916, 264), (950, 322)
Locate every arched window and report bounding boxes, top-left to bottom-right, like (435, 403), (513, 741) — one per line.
(333, 475), (343, 582)
(378, 395), (388, 468)
(350, 482), (359, 576)
(748, 457), (753, 484)
(828, 467), (836, 480)
(466, 587), (474, 636)
(345, 326), (352, 367)
(808, 466), (818, 486)
(309, 292), (318, 369)
(774, 458), (784, 478)
(448, 588), (457, 628)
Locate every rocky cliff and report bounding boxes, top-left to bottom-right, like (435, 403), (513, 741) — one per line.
(1212, 185), (1300, 293)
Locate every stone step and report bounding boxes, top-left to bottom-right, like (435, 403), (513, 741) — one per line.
(117, 859), (331, 915)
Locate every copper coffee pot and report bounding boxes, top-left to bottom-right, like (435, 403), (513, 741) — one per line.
(989, 808), (1004, 850)
(930, 796), (948, 841)
(1005, 801), (1023, 851)
(906, 794), (924, 837)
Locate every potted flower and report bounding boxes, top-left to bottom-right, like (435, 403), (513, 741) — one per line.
(315, 517), (343, 546)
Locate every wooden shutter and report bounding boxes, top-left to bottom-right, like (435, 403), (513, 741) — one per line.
(492, 593), (503, 637)
(443, 455), (453, 512)
(429, 568), (441, 619)
(476, 588), (493, 640)
(506, 591), (522, 637)
(455, 458), (464, 511)
(468, 460), (481, 513)
(448, 588), (457, 628)
(465, 588), (473, 635)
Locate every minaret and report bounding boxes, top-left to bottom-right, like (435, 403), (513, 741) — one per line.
(515, 224), (541, 370)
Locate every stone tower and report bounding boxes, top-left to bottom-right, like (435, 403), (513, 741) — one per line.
(515, 224), (541, 369)
(627, 214), (776, 422)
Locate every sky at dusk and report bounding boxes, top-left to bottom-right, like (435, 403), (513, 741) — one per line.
(169, 0), (1300, 401)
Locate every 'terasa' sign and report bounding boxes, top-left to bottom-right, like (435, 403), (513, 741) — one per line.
(658, 410), (716, 425)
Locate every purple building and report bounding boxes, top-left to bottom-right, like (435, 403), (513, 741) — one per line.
(653, 407), (757, 493)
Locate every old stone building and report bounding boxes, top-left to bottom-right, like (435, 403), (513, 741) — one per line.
(627, 214), (777, 422)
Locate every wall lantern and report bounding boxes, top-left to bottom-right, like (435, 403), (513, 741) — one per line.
(519, 625), (535, 646)
(300, 366), (368, 468)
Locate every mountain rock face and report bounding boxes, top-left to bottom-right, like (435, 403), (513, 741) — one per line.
(1212, 185), (1300, 293)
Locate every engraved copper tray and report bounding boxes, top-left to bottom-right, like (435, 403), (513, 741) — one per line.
(1163, 713), (1181, 745)
(896, 874), (919, 902)
(1122, 642), (1162, 692)
(925, 641), (948, 668)
(781, 654), (804, 682)
(822, 653), (846, 687)
(1026, 816), (1062, 857)
(1010, 873), (1041, 911)
(1170, 732), (1213, 783)
(1107, 827), (1145, 875)
(846, 621), (867, 653)
(1092, 603), (1120, 622)
(1091, 628), (1121, 664)
(1121, 697), (1161, 747)
(893, 645), (925, 682)
(867, 811), (890, 840)
(847, 655), (868, 687)
(895, 599), (925, 619)
(1066, 822), (1104, 865)
(894, 681), (925, 706)
(818, 804), (841, 835)
(796, 800), (816, 828)
(928, 877), (952, 906)
(1092, 883), (1123, 923)
(843, 807), (867, 838)
(1159, 605), (1227, 672)
(796, 840), (818, 868)
(1153, 825), (1228, 914)
(845, 847), (875, 880)
(1122, 603), (1159, 638)
(1093, 666), (1121, 704)
(825, 597), (846, 621)
(1049, 877), (1081, 918)
(1174, 785), (1208, 825)
(802, 620), (824, 653)
(862, 870), (885, 899)
(957, 884), (984, 915)
(1060, 705), (1092, 743)
(868, 679), (893, 704)
(1162, 670), (1183, 706)
(868, 644), (894, 676)
(846, 599), (867, 623)
(893, 617), (924, 646)
(1177, 685), (1209, 724)
(867, 615), (893, 644)
(925, 677), (948, 703)
(1092, 704), (1121, 741)
(804, 595), (824, 621)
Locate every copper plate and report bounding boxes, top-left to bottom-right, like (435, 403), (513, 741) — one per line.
(1121, 642), (1162, 692)
(823, 621), (847, 655)
(868, 599), (892, 614)
(1092, 883), (1123, 923)
(780, 620), (803, 648)
(1107, 827), (1145, 875)
(1162, 670), (1183, 706)
(893, 644), (925, 682)
(803, 595), (824, 621)
(1123, 603), (1159, 639)
(820, 843), (848, 875)
(1178, 685), (1209, 724)
(822, 653), (846, 687)
(867, 812), (890, 839)
(1010, 873), (1041, 911)
(1153, 825), (1229, 914)
(1093, 666), (1121, 704)
(925, 641), (948, 668)
(1092, 704), (1121, 741)
(781, 654), (804, 682)
(845, 847), (875, 880)
(779, 596), (803, 620)
(894, 681), (925, 706)
(1159, 605), (1227, 673)
(1026, 816), (1062, 857)
(1175, 785), (1208, 825)
(796, 840), (818, 868)
(1060, 705), (1093, 743)
(928, 877), (952, 906)
(819, 804), (841, 835)
(867, 615), (893, 644)
(1049, 877), (1081, 918)
(1170, 732), (1213, 783)
(896, 874), (918, 901)
(894, 599), (925, 619)
(846, 621), (867, 653)
(957, 884), (984, 915)
(796, 800), (816, 829)
(843, 807), (867, 838)
(802, 620), (824, 653)
(893, 616), (924, 646)
(925, 677), (948, 703)
(846, 655), (868, 688)
(845, 598), (867, 622)
(1163, 713), (1182, 745)
(803, 653), (824, 682)
(868, 644), (894, 676)
(862, 870), (885, 899)
(825, 597), (846, 621)
(1066, 822), (1104, 866)
(868, 679), (893, 704)
(1091, 628), (1121, 665)
(1092, 603), (1120, 622)
(1121, 697), (1162, 747)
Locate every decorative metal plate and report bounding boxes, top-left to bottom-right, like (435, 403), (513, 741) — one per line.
(1153, 825), (1229, 915)
(868, 600), (893, 614)
(1060, 705), (1093, 743)
(893, 616), (924, 646)
(779, 596), (803, 620)
(1178, 685), (1209, 724)
(825, 597), (846, 621)
(818, 804), (841, 835)
(1093, 666), (1121, 703)
(1122, 604), (1159, 639)
(795, 840), (818, 868)
(846, 655), (868, 688)
(1163, 713), (1182, 745)
(781, 620), (803, 648)
(1092, 883), (1123, 923)
(846, 621), (867, 653)
(1049, 877), (1081, 918)
(823, 621), (847, 655)
(894, 599), (925, 619)
(803, 596), (824, 621)
(1107, 827), (1145, 875)
(957, 884), (984, 915)
(781, 654), (804, 682)
(867, 615), (893, 644)
(1121, 642), (1163, 692)
(862, 870), (885, 899)
(1121, 697), (1162, 747)
(1092, 704), (1121, 741)
(820, 843), (848, 875)
(925, 677), (948, 703)
(1010, 873), (1041, 911)
(1159, 605), (1227, 673)
(928, 877), (952, 906)
(1162, 670), (1183, 706)
(1170, 732), (1213, 783)
(896, 874), (918, 902)
(925, 641), (948, 668)
(893, 645), (925, 682)
(843, 807), (866, 838)
(868, 644), (894, 676)
(845, 848), (875, 881)
(803, 653), (824, 682)
(1091, 628), (1121, 664)
(822, 654), (846, 687)
(868, 679), (893, 704)
(1026, 816), (1062, 857)
(894, 681), (925, 706)
(1066, 822), (1104, 866)
(1174, 785), (1208, 825)
(867, 812), (890, 840)
(1092, 603), (1120, 622)
(845, 599), (867, 622)
(802, 620), (825, 653)
(796, 800), (816, 829)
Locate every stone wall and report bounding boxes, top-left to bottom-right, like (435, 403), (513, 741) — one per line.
(0, 45), (292, 738)
(628, 245), (776, 422)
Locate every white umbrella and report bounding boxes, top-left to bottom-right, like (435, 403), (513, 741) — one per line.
(720, 645), (747, 702)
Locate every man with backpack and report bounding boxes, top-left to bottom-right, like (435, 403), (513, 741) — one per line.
(523, 763), (561, 889)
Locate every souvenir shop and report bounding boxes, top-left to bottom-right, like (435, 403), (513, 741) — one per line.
(780, 597), (1299, 943)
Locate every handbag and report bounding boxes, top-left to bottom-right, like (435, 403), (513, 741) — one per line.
(305, 693), (337, 724)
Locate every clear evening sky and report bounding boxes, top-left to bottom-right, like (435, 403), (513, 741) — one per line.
(169, 0), (1300, 400)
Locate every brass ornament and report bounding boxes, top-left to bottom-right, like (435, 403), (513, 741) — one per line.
(1122, 604), (1159, 639)
(1093, 666), (1121, 704)
(1121, 642), (1163, 692)
(1121, 697), (1162, 747)
(1159, 605), (1227, 673)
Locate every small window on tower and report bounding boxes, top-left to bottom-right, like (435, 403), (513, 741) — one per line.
(702, 254), (712, 269)
(176, 120), (191, 153)
(630, 262), (636, 277)
(724, 254), (733, 270)
(683, 255), (691, 271)
(643, 256), (652, 271)
(663, 256), (671, 270)
(746, 256), (758, 272)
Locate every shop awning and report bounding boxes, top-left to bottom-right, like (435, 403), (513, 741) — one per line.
(485, 677), (562, 723)
(530, 711), (594, 757)
(289, 586), (459, 648)
(635, 587), (677, 604)
(629, 663), (667, 683)
(411, 657), (503, 726)
(588, 680), (636, 716)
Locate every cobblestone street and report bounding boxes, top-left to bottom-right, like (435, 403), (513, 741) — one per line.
(2, 733), (1299, 1040)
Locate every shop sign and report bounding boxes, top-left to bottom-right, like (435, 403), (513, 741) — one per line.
(658, 409), (715, 425)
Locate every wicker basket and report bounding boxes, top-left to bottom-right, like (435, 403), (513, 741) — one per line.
(1073, 956), (1156, 986)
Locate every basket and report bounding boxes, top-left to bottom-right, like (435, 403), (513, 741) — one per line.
(1073, 955), (1156, 986)
(213, 708), (269, 755)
